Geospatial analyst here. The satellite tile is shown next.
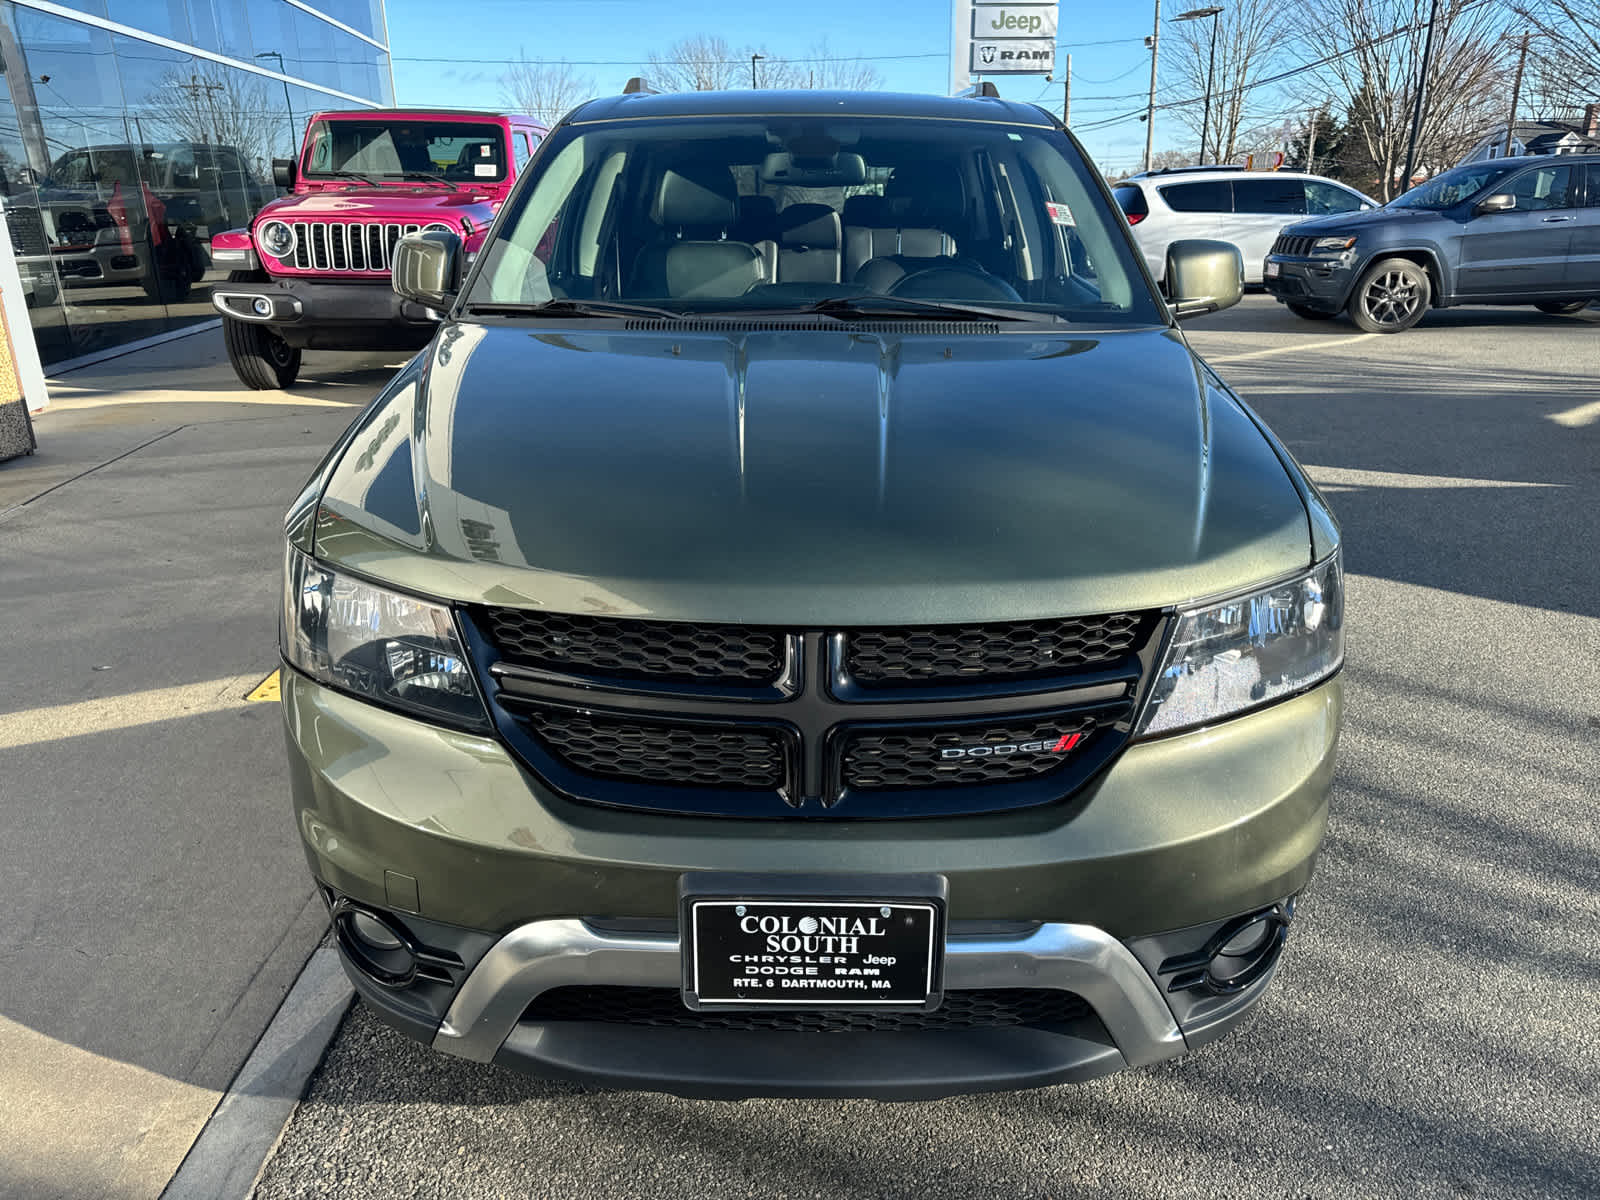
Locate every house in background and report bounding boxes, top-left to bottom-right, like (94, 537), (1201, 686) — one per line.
(1459, 105), (1600, 163)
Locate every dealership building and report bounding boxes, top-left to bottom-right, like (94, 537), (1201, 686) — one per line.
(0, 0), (393, 381)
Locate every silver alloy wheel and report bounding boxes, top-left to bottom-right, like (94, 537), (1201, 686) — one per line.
(1361, 269), (1422, 329)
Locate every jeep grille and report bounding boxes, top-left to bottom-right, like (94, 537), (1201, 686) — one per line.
(288, 221), (421, 273)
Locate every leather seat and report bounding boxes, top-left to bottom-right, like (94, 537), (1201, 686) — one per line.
(776, 203), (842, 283)
(629, 168), (764, 299)
(731, 195), (780, 282)
(842, 169), (961, 285)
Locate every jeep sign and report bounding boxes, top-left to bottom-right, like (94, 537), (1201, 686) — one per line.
(970, 38), (1056, 74)
(972, 6), (1059, 38)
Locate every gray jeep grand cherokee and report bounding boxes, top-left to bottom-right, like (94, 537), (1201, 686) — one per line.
(281, 87), (1344, 1098)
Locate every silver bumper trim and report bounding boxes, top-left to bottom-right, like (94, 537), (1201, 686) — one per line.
(433, 918), (1185, 1067)
(210, 290), (303, 322)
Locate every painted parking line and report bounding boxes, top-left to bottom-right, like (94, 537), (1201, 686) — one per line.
(245, 669), (282, 703)
(1206, 332), (1377, 364)
(1304, 465), (1566, 492)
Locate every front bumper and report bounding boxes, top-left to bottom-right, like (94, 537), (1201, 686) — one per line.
(285, 669), (1339, 1095)
(1263, 255), (1358, 312)
(210, 277), (438, 351)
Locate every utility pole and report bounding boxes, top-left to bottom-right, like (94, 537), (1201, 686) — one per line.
(1063, 53), (1071, 126)
(1503, 31), (1529, 157)
(1143, 0), (1162, 172)
(1306, 107), (1318, 173)
(1400, 0), (1441, 191)
(750, 53), (762, 89)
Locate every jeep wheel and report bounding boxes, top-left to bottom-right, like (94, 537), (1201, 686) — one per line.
(223, 317), (301, 389)
(1348, 258), (1430, 333)
(1535, 300), (1589, 316)
(1285, 302), (1337, 321)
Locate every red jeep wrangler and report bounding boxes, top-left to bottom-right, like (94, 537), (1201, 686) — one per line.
(209, 109), (545, 389)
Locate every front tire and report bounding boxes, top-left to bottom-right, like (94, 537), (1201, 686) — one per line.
(1535, 300), (1589, 316)
(1348, 257), (1430, 333)
(223, 316), (300, 389)
(1286, 302), (1337, 321)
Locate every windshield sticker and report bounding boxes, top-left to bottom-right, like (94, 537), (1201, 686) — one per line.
(1046, 201), (1075, 226)
(474, 163), (497, 176)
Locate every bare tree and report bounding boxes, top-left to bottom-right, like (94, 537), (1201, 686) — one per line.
(499, 56), (595, 125)
(1165, 0), (1296, 163)
(1511, 1), (1600, 117)
(763, 39), (884, 90)
(646, 35), (749, 91)
(1293, 0), (1509, 199)
(138, 65), (282, 173)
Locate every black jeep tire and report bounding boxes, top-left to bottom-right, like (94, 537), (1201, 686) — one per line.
(1535, 300), (1590, 316)
(1348, 257), (1430, 333)
(223, 315), (300, 390)
(1286, 302), (1337, 321)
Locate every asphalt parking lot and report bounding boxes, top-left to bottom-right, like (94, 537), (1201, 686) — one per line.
(246, 296), (1600, 1199)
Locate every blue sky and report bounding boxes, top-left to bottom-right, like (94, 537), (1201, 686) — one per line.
(382, 0), (1172, 175)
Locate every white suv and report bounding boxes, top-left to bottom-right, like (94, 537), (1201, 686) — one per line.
(1113, 167), (1378, 285)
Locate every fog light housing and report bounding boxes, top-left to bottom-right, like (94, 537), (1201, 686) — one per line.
(332, 901), (418, 988)
(251, 296), (272, 317)
(1155, 904), (1291, 996)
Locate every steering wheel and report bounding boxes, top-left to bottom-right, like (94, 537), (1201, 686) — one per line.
(887, 265), (1021, 302)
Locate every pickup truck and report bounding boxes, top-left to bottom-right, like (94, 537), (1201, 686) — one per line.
(209, 108), (546, 388)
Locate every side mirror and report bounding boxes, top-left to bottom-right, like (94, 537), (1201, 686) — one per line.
(1166, 238), (1243, 319)
(392, 230), (463, 311)
(272, 157), (296, 189)
(1475, 193), (1515, 214)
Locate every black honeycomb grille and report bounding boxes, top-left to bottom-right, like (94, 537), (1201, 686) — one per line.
(524, 986), (1091, 1032)
(482, 609), (785, 686)
(845, 614), (1147, 687)
(841, 712), (1102, 791)
(526, 705), (783, 790)
(1272, 234), (1317, 257)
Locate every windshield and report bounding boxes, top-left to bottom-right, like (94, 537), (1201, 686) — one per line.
(302, 120), (508, 182)
(467, 115), (1162, 324)
(1389, 162), (1518, 210)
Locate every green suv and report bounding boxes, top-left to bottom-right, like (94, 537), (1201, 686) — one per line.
(280, 86), (1343, 1098)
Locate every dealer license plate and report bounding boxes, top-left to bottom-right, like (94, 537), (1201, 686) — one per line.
(1264, 259), (1281, 278)
(685, 898), (943, 1008)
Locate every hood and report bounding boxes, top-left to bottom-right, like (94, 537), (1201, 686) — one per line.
(312, 322), (1313, 624)
(260, 188), (493, 222)
(1285, 205), (1444, 236)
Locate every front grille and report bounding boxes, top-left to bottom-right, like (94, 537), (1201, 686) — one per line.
(524, 986), (1092, 1032)
(483, 609), (785, 686)
(841, 712), (1100, 791)
(1272, 234), (1316, 257)
(526, 704), (784, 790)
(846, 614), (1146, 687)
(289, 220), (420, 272)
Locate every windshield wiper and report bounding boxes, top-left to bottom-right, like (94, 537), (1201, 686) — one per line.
(463, 298), (687, 321)
(402, 171), (459, 191)
(321, 169), (380, 187)
(799, 294), (1043, 323)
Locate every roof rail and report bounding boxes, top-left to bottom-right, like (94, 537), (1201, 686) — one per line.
(622, 77), (658, 96)
(956, 81), (1001, 99)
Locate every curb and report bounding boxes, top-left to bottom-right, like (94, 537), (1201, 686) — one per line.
(161, 947), (354, 1200)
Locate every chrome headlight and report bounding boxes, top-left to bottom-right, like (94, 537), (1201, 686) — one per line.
(257, 219), (296, 258)
(1137, 552), (1344, 737)
(281, 547), (489, 731)
(1310, 235), (1356, 256)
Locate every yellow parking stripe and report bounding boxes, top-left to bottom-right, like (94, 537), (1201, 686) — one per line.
(245, 669), (281, 703)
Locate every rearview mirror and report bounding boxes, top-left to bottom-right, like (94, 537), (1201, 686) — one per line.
(392, 230), (463, 312)
(272, 157), (296, 189)
(1166, 239), (1243, 319)
(1476, 193), (1515, 214)
(759, 151), (867, 188)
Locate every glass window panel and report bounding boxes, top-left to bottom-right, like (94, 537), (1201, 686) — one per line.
(184, 0), (254, 60)
(106, 0), (191, 42)
(1159, 180), (1229, 212)
(1232, 176), (1304, 215)
(1305, 180), (1364, 215)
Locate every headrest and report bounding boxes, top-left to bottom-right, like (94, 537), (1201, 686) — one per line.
(732, 193), (780, 238)
(654, 167), (738, 229)
(778, 203), (841, 248)
(885, 163), (965, 227)
(842, 194), (889, 227)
